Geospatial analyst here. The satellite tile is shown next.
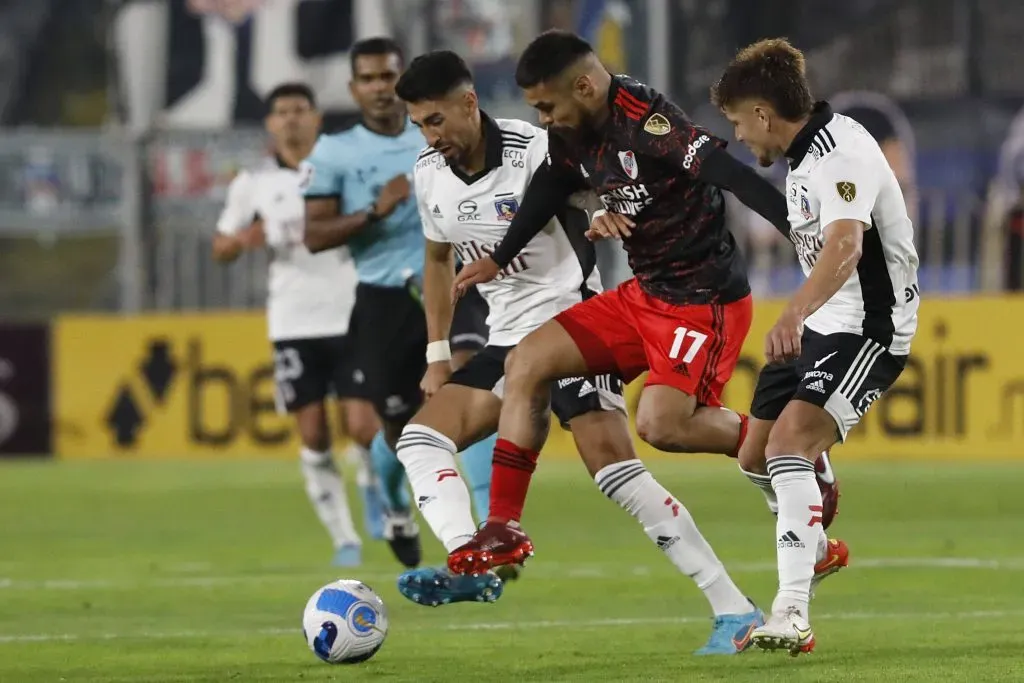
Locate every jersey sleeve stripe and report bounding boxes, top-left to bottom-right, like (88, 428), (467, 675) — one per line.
(822, 128), (837, 148)
(417, 148), (440, 160)
(502, 142), (530, 150)
(814, 132), (833, 154)
(616, 88), (648, 110)
(614, 92), (648, 120)
(500, 131), (534, 141)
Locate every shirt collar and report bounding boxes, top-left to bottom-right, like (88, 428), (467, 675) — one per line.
(450, 110), (504, 185)
(785, 101), (834, 167)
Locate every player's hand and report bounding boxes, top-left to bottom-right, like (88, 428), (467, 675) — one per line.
(238, 219), (266, 248)
(451, 257), (500, 302)
(765, 307), (804, 364)
(421, 361), (452, 399)
(585, 210), (634, 241)
(374, 174), (412, 217)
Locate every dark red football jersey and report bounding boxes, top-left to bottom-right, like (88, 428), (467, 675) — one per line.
(547, 76), (750, 305)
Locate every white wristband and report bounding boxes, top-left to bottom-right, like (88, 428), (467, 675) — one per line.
(591, 209), (608, 221)
(426, 340), (452, 364)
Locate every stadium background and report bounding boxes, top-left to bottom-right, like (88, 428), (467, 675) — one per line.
(0, 0), (1020, 461)
(1, 2), (1023, 681)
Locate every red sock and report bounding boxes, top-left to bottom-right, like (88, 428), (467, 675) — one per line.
(488, 438), (539, 523)
(728, 413), (749, 459)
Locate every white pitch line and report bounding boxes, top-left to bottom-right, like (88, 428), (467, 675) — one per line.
(0, 556), (1021, 592)
(1, 609), (1023, 644)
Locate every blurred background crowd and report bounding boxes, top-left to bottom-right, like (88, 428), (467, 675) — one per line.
(0, 0), (1022, 319)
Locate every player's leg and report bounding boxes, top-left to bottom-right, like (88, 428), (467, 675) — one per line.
(333, 331), (388, 541)
(631, 293), (754, 456)
(739, 357), (841, 530)
(396, 348), (507, 606)
(349, 284), (426, 568)
(448, 285), (497, 523)
(563, 379), (764, 655)
(753, 333), (906, 655)
(448, 284), (648, 575)
(274, 338), (362, 566)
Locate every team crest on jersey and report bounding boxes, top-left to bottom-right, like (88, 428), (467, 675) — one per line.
(800, 194), (813, 220)
(836, 181), (857, 202)
(494, 197), (519, 221)
(618, 150), (639, 180)
(643, 113), (671, 136)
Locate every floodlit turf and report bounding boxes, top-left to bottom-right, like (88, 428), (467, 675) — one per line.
(1, 455), (1023, 682)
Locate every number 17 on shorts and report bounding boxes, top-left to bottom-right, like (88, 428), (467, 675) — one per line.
(643, 296), (753, 407)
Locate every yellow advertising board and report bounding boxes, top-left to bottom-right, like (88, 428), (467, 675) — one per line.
(54, 298), (1024, 459)
(54, 312), (301, 458)
(545, 296), (1024, 461)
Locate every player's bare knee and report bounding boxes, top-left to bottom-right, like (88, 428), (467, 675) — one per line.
(737, 438), (767, 474)
(634, 411), (686, 452)
(503, 346), (547, 390)
(765, 409), (832, 461)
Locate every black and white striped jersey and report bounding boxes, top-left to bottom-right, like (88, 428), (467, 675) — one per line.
(784, 101), (920, 355)
(413, 112), (603, 346)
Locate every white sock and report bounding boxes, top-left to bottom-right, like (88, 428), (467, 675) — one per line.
(595, 460), (752, 616)
(768, 456), (825, 618)
(344, 442), (376, 492)
(300, 448), (360, 548)
(740, 466), (778, 515)
(396, 424), (476, 552)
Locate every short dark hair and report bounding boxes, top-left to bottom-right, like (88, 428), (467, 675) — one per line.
(350, 37), (404, 73)
(265, 82), (316, 113)
(710, 38), (813, 121)
(395, 51), (473, 103)
(515, 30), (593, 88)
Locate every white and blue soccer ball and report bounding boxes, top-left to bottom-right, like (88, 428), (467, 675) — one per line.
(302, 579), (389, 664)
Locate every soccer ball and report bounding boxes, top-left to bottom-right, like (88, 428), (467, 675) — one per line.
(302, 579), (388, 664)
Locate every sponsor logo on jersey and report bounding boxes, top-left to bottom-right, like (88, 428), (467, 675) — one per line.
(617, 150), (639, 180)
(836, 181), (857, 202)
(432, 204), (443, 218)
(557, 376), (585, 389)
(458, 200), (480, 222)
(643, 113), (671, 136)
(494, 198), (519, 221)
(681, 134), (710, 170)
(599, 184), (652, 216)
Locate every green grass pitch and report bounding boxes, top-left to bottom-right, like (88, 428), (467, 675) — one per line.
(1, 456), (1022, 681)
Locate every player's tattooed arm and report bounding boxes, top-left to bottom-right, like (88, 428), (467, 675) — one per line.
(697, 148), (791, 238)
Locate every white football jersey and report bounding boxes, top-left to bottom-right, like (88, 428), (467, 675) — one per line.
(414, 114), (603, 346)
(785, 103), (920, 355)
(216, 157), (357, 341)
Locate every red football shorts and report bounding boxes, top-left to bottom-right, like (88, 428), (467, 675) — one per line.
(555, 279), (753, 407)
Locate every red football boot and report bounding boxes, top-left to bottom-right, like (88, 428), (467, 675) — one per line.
(447, 522), (535, 576)
(814, 450), (840, 530)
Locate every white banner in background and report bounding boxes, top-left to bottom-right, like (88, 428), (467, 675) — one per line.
(114, 0), (390, 129)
